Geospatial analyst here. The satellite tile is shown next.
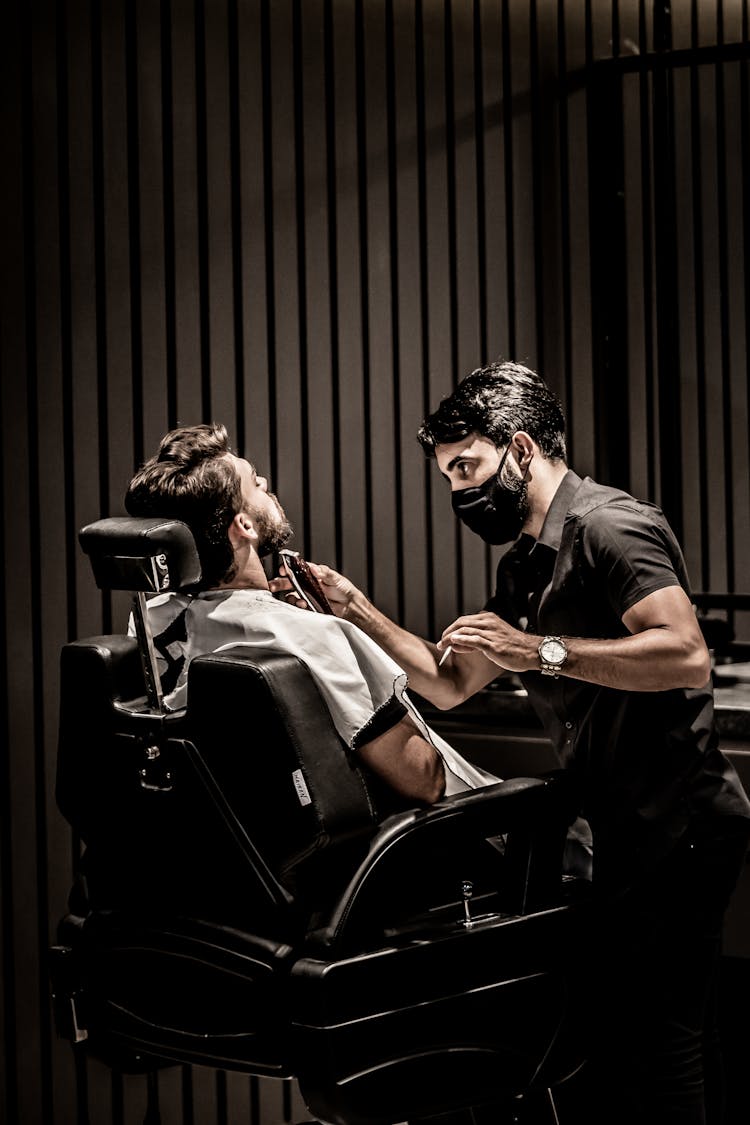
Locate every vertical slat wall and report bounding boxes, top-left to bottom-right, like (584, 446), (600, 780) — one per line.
(1, 2), (748, 1122)
(600, 2), (750, 639)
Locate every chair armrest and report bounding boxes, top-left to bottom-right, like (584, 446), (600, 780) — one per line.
(310, 772), (579, 954)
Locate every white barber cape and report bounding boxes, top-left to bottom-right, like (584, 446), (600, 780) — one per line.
(134, 588), (501, 797)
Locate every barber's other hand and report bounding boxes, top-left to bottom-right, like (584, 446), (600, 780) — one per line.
(437, 612), (536, 673)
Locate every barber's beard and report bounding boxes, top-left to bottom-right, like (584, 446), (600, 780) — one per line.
(255, 495), (294, 557)
(501, 462), (530, 530)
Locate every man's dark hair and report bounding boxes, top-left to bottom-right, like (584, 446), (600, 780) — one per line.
(125, 423), (243, 588)
(417, 360), (567, 461)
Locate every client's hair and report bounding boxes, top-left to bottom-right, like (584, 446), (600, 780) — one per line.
(125, 423), (243, 588)
(417, 360), (567, 462)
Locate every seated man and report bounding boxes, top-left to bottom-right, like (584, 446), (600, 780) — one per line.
(124, 422), (502, 805)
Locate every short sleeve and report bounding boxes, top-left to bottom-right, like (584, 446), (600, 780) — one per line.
(578, 501), (685, 620)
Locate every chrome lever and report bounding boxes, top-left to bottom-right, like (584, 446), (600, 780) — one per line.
(461, 880), (474, 927)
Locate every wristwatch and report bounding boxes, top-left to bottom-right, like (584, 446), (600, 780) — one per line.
(538, 635), (568, 677)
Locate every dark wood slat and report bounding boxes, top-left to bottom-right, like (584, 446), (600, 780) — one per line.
(421, 0), (459, 631)
(392, 0), (431, 635)
(67, 0), (106, 641)
(236, 0), (272, 476)
(133, 0), (170, 459)
(203, 0), (238, 436)
(328, 0), (369, 589)
(362, 0), (400, 618)
(297, 0), (337, 568)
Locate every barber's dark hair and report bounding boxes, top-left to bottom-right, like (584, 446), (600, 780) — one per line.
(125, 422), (243, 588)
(417, 360), (567, 462)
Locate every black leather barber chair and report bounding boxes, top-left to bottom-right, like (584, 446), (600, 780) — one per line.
(51, 517), (590, 1125)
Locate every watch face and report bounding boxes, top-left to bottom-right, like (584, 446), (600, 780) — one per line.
(541, 637), (567, 665)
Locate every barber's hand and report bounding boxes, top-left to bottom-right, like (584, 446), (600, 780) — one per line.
(437, 612), (536, 673)
(306, 562), (363, 619)
(268, 565), (309, 609)
(268, 562), (364, 619)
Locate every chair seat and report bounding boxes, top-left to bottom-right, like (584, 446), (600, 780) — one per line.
(291, 902), (587, 1125)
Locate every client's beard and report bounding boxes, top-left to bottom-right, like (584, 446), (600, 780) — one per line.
(255, 496), (294, 557)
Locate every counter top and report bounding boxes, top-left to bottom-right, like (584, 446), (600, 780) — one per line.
(415, 663), (750, 743)
(713, 662), (750, 740)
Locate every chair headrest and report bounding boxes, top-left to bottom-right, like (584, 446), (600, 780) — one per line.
(79, 517), (202, 593)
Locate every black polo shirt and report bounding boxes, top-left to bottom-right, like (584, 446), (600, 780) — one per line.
(486, 471), (750, 889)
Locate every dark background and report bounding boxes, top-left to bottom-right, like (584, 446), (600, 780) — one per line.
(2, 1), (749, 1121)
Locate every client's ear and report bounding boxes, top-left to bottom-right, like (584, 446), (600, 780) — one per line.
(228, 512), (257, 547)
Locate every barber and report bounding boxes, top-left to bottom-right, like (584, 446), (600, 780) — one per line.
(274, 360), (750, 1124)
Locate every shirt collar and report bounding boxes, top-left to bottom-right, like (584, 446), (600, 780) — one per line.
(532, 469), (582, 557)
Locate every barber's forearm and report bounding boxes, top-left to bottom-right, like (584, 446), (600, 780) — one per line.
(560, 583), (711, 692)
(342, 592), (457, 703)
(521, 628), (710, 692)
(562, 630), (710, 691)
(345, 592), (503, 708)
(442, 592), (711, 693)
(313, 562), (464, 705)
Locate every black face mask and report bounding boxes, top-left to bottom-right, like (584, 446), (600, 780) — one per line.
(451, 445), (530, 545)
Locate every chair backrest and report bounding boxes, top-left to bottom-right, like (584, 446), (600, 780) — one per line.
(58, 639), (383, 936)
(59, 518), (383, 937)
